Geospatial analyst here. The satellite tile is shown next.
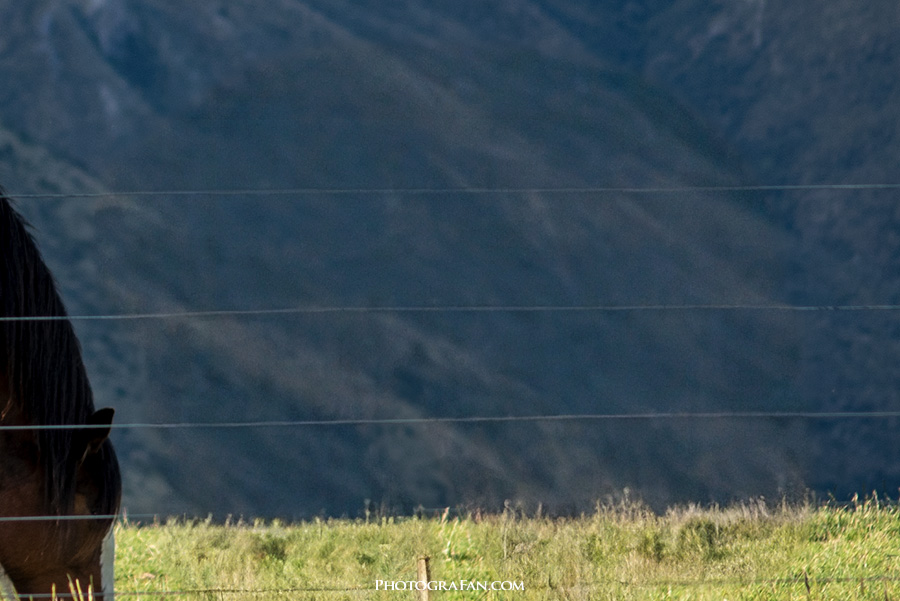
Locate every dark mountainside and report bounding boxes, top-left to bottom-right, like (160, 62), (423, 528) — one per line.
(0, 1), (898, 517)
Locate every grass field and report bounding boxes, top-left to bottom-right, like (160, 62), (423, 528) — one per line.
(102, 496), (900, 600)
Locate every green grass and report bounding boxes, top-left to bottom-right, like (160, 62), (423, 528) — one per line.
(105, 497), (900, 600)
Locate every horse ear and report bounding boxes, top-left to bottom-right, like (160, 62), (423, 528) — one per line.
(77, 408), (115, 460)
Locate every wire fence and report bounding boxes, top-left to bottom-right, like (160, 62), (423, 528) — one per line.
(9, 181), (900, 199)
(0, 409), (897, 445)
(1, 410), (900, 434)
(3, 301), (900, 323)
(5, 185), (900, 598)
(20, 574), (900, 599)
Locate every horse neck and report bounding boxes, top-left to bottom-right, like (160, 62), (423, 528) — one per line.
(1, 199), (97, 514)
(0, 374), (39, 488)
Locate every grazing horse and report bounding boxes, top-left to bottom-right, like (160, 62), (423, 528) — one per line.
(0, 194), (121, 599)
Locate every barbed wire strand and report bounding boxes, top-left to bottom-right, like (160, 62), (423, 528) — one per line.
(9, 182), (900, 200)
(2, 410), (900, 434)
(2, 302), (900, 323)
(26, 574), (900, 599)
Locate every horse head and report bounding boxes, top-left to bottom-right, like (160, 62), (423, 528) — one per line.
(0, 394), (120, 599)
(0, 196), (122, 600)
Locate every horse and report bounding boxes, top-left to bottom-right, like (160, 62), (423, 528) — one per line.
(0, 193), (121, 600)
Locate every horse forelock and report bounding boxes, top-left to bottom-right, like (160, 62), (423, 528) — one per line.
(0, 194), (119, 521)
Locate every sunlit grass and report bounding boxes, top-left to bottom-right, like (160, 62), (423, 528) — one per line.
(91, 496), (900, 600)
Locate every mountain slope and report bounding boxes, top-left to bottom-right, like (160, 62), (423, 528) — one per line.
(3, 1), (897, 516)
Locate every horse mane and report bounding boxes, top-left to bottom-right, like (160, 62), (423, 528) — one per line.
(0, 193), (119, 519)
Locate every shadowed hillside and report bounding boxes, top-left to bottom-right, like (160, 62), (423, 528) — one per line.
(2, 1), (899, 516)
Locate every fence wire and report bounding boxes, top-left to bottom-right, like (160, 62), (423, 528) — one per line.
(4, 302), (900, 323)
(9, 182), (900, 200)
(22, 574), (900, 599)
(1, 410), (899, 435)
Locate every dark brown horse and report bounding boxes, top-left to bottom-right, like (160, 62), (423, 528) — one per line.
(0, 194), (121, 599)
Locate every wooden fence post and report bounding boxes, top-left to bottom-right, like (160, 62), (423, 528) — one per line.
(417, 556), (431, 601)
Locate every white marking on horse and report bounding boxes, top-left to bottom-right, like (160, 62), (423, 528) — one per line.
(101, 526), (115, 601)
(0, 560), (17, 600)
